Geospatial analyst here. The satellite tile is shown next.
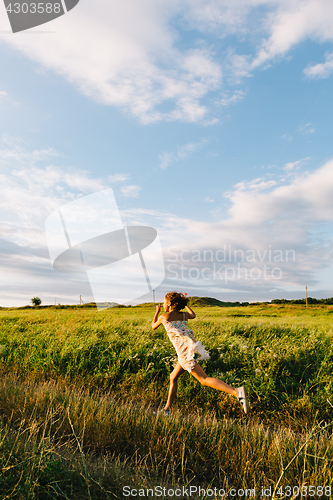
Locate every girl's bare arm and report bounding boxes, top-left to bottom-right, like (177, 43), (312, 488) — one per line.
(185, 305), (196, 319)
(152, 304), (164, 329)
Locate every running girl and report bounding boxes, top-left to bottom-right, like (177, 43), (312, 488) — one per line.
(152, 292), (249, 415)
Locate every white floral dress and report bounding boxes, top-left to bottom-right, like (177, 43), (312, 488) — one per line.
(163, 313), (210, 372)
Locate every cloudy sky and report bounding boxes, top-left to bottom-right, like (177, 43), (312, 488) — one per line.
(1, 0), (333, 306)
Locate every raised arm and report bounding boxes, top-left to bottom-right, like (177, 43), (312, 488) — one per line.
(185, 305), (196, 319)
(152, 304), (164, 330)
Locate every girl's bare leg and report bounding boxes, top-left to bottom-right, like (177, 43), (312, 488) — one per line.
(190, 361), (238, 397)
(164, 363), (185, 410)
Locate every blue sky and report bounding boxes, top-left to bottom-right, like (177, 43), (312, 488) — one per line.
(1, 0), (333, 306)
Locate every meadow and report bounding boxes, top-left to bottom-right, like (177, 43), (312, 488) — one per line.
(0, 300), (333, 498)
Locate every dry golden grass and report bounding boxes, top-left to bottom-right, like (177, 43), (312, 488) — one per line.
(0, 371), (333, 498)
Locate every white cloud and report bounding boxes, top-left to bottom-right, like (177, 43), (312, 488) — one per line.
(0, 163), (108, 226)
(283, 156), (311, 171)
(186, 1), (333, 84)
(2, 138), (333, 302)
(224, 50), (253, 84)
(304, 51), (333, 78)
(181, 0), (266, 36)
(0, 91), (7, 96)
(159, 152), (174, 170)
(189, 161), (333, 290)
(182, 1), (333, 81)
(298, 123), (315, 135)
(0, 136), (131, 230)
(0, 144), (59, 167)
(120, 185), (141, 198)
(159, 137), (209, 169)
(233, 177), (277, 192)
(2, 1), (333, 122)
(0, 137), (141, 305)
(108, 173), (130, 183)
(252, 0), (333, 69)
(217, 89), (247, 107)
(177, 140), (208, 159)
(225, 160), (333, 226)
(205, 197), (214, 202)
(0, 1), (221, 124)
(130, 159), (333, 293)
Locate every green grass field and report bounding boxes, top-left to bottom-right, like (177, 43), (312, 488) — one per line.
(0, 302), (333, 498)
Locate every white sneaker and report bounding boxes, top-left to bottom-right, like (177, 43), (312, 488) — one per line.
(153, 409), (170, 417)
(237, 386), (249, 414)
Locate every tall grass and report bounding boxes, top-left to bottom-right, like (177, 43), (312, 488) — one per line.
(0, 372), (333, 498)
(0, 305), (333, 428)
(1, 304), (333, 496)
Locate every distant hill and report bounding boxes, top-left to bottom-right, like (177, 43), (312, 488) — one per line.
(271, 297), (333, 305)
(8, 302), (120, 310)
(5, 296), (333, 311)
(94, 302), (120, 309)
(133, 296), (249, 308)
(187, 296), (223, 307)
(188, 296), (248, 307)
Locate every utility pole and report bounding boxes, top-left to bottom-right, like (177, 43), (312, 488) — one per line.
(80, 295), (82, 305)
(305, 286), (308, 307)
(152, 290), (155, 304)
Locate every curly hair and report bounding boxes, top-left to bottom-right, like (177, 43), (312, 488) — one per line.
(165, 291), (189, 311)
